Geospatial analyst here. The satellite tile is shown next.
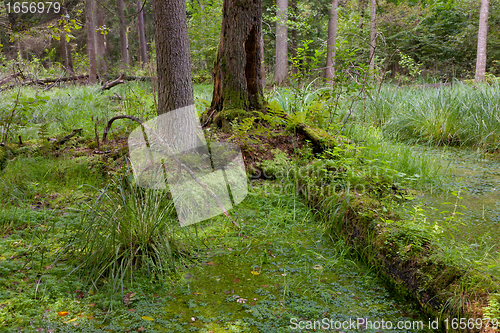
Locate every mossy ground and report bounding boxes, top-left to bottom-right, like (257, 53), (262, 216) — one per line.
(0, 135), (431, 332)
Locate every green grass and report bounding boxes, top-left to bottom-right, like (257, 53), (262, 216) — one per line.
(0, 154), (107, 207)
(359, 83), (500, 151)
(341, 123), (449, 190)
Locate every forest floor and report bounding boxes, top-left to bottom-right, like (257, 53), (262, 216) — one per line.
(0, 143), (431, 332)
(1, 82), (499, 332)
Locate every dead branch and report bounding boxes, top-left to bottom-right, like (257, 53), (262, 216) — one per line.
(101, 73), (126, 91)
(57, 128), (83, 145)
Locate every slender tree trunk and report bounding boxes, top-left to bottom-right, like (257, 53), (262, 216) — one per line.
(260, 32), (266, 89)
(475, 0), (489, 83)
(369, 0), (376, 81)
(137, 0), (149, 66)
(210, 0), (265, 115)
(117, 0), (129, 68)
(275, 0), (288, 84)
(291, 0), (298, 75)
(95, 2), (108, 78)
(60, 33), (74, 75)
(85, 0), (97, 83)
(325, 0), (338, 82)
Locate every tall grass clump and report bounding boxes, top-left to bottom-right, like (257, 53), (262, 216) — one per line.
(65, 168), (183, 292)
(343, 124), (448, 188)
(361, 83), (500, 151)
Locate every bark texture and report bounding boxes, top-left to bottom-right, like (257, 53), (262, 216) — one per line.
(325, 0), (338, 82)
(275, 0), (288, 84)
(117, 0), (129, 68)
(369, 0), (376, 81)
(137, 0), (149, 66)
(153, 0), (197, 150)
(475, 0), (489, 83)
(210, 0), (265, 114)
(85, 0), (97, 83)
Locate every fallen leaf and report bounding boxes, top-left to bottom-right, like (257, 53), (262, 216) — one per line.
(58, 311), (69, 317)
(141, 316), (154, 321)
(137, 327), (145, 332)
(250, 271), (259, 275)
(88, 303), (95, 307)
(127, 309), (136, 312)
(233, 278), (240, 283)
(193, 292), (202, 295)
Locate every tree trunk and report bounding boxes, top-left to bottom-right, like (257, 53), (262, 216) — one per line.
(475, 0), (489, 83)
(275, 0), (288, 84)
(95, 2), (108, 78)
(117, 0), (129, 68)
(85, 0), (97, 84)
(369, 0), (376, 81)
(60, 8), (74, 75)
(325, 0), (338, 82)
(153, 0), (198, 160)
(291, 0), (298, 75)
(153, 0), (194, 113)
(60, 32), (74, 75)
(260, 32), (266, 89)
(137, 0), (149, 66)
(210, 0), (265, 117)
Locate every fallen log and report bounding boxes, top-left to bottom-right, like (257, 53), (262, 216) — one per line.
(57, 128), (83, 145)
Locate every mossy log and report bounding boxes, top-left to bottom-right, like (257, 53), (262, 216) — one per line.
(293, 122), (338, 153)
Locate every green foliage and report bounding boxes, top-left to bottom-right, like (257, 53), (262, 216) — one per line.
(0, 92), (50, 143)
(396, 52), (423, 84)
(484, 294), (500, 320)
(187, 0), (223, 79)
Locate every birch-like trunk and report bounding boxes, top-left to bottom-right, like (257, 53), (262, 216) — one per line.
(475, 0), (489, 83)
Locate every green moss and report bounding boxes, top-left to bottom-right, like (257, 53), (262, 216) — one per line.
(213, 108), (251, 132)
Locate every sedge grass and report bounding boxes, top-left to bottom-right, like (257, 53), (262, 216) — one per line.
(361, 83), (500, 151)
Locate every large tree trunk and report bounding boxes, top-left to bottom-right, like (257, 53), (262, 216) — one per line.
(475, 0), (489, 83)
(275, 0), (288, 84)
(137, 0), (149, 66)
(210, 0), (265, 117)
(369, 0), (376, 81)
(325, 0), (338, 82)
(117, 0), (129, 68)
(85, 0), (97, 84)
(153, 0), (196, 150)
(95, 2), (108, 78)
(290, 0), (298, 75)
(153, 0), (193, 113)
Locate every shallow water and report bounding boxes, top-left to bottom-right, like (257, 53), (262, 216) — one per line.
(403, 146), (500, 269)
